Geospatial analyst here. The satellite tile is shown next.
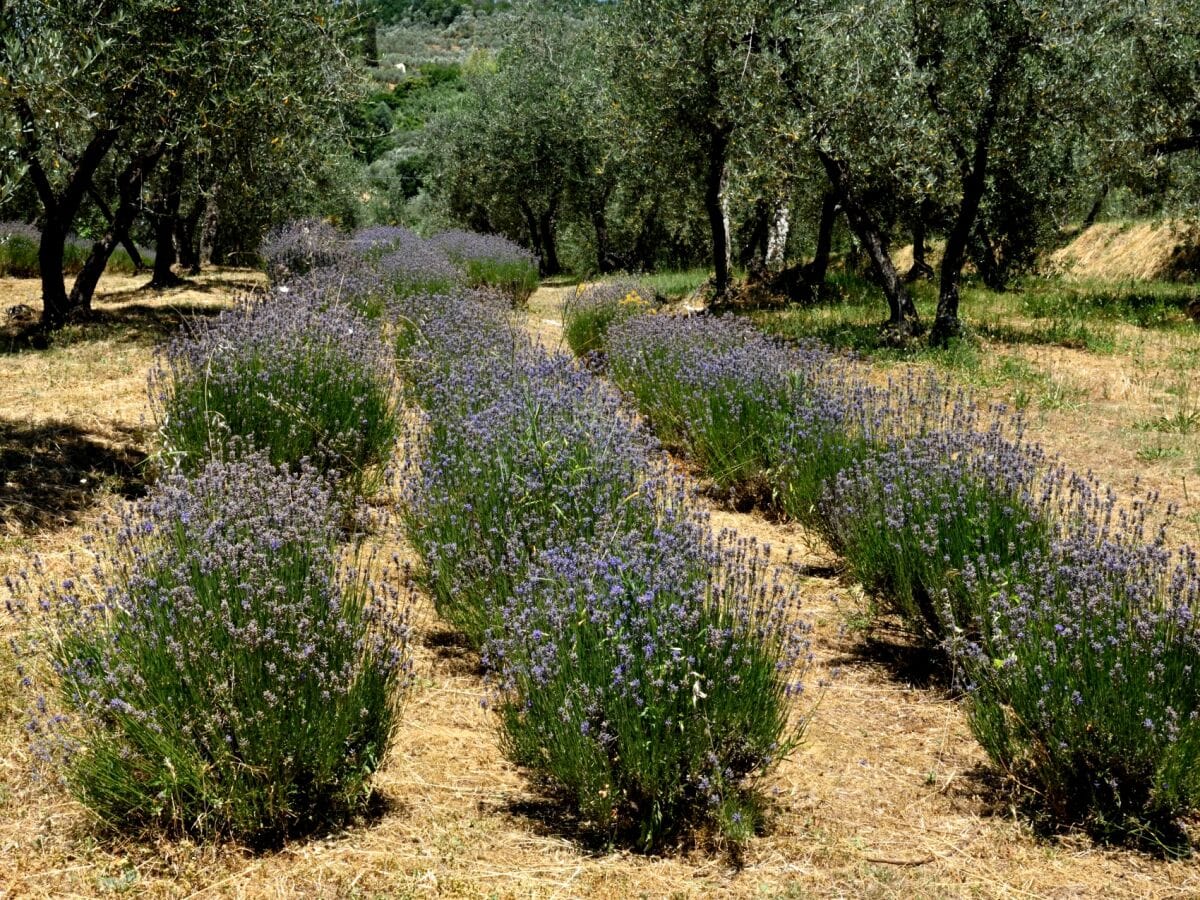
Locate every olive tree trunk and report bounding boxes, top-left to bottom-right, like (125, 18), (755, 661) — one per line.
(817, 150), (921, 337)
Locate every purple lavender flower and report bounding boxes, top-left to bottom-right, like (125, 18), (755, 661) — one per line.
(149, 291), (399, 497)
(260, 219), (344, 283)
(8, 453), (413, 841)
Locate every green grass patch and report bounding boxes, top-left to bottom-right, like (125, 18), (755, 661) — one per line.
(463, 257), (539, 303)
(755, 273), (1200, 362)
(639, 267), (711, 300)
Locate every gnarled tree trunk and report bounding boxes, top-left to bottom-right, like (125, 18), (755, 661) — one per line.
(87, 183), (144, 271)
(538, 201), (561, 276)
(905, 199), (935, 282)
(817, 149), (921, 337)
(177, 194), (204, 275)
(70, 146), (163, 312)
(771, 191), (835, 303)
(150, 146), (187, 289)
(704, 127), (732, 299)
(932, 47), (1016, 346)
(14, 97), (120, 329)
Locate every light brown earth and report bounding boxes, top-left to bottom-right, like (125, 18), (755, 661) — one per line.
(895, 220), (1200, 283)
(1048, 222), (1200, 283)
(0, 279), (1195, 897)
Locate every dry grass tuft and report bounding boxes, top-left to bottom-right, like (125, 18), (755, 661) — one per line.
(1049, 221), (1200, 282)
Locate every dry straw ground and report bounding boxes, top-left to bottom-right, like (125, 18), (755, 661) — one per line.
(0, 277), (1197, 897)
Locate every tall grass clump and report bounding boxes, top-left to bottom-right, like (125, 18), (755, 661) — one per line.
(261, 219), (344, 283)
(428, 230), (539, 303)
(0, 222), (42, 277)
(487, 514), (810, 849)
(6, 453), (412, 842)
(150, 293), (399, 497)
(562, 279), (656, 357)
(955, 514), (1200, 850)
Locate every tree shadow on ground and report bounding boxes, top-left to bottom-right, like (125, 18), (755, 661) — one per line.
(826, 624), (952, 693)
(422, 626), (486, 677)
(97, 275), (264, 302)
(0, 419), (148, 532)
(0, 302), (229, 354)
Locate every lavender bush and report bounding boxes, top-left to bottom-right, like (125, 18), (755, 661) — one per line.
(261, 219), (344, 283)
(602, 304), (1200, 843)
(487, 517), (809, 849)
(387, 285), (812, 847)
(562, 280), (656, 357)
(0, 221), (41, 276)
(6, 453), (412, 841)
(957, 525), (1200, 848)
(346, 225), (424, 255)
(401, 348), (661, 647)
(281, 254), (393, 320)
(0, 222), (97, 277)
(605, 314), (860, 503)
(428, 229), (539, 303)
(150, 293), (399, 497)
(377, 246), (464, 299)
(821, 420), (1054, 640)
(391, 287), (532, 412)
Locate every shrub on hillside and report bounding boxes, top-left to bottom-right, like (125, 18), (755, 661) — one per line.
(8, 454), (412, 841)
(151, 293), (399, 497)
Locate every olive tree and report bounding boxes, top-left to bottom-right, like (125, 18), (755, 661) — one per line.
(767, 0), (931, 335)
(0, 0), (361, 329)
(605, 0), (776, 297)
(767, 0), (1122, 343)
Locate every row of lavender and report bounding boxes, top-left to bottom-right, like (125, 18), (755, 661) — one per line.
(0, 220), (152, 277)
(7, 224), (432, 841)
(257, 224), (812, 847)
(370, 237), (811, 848)
(565, 283), (1200, 849)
